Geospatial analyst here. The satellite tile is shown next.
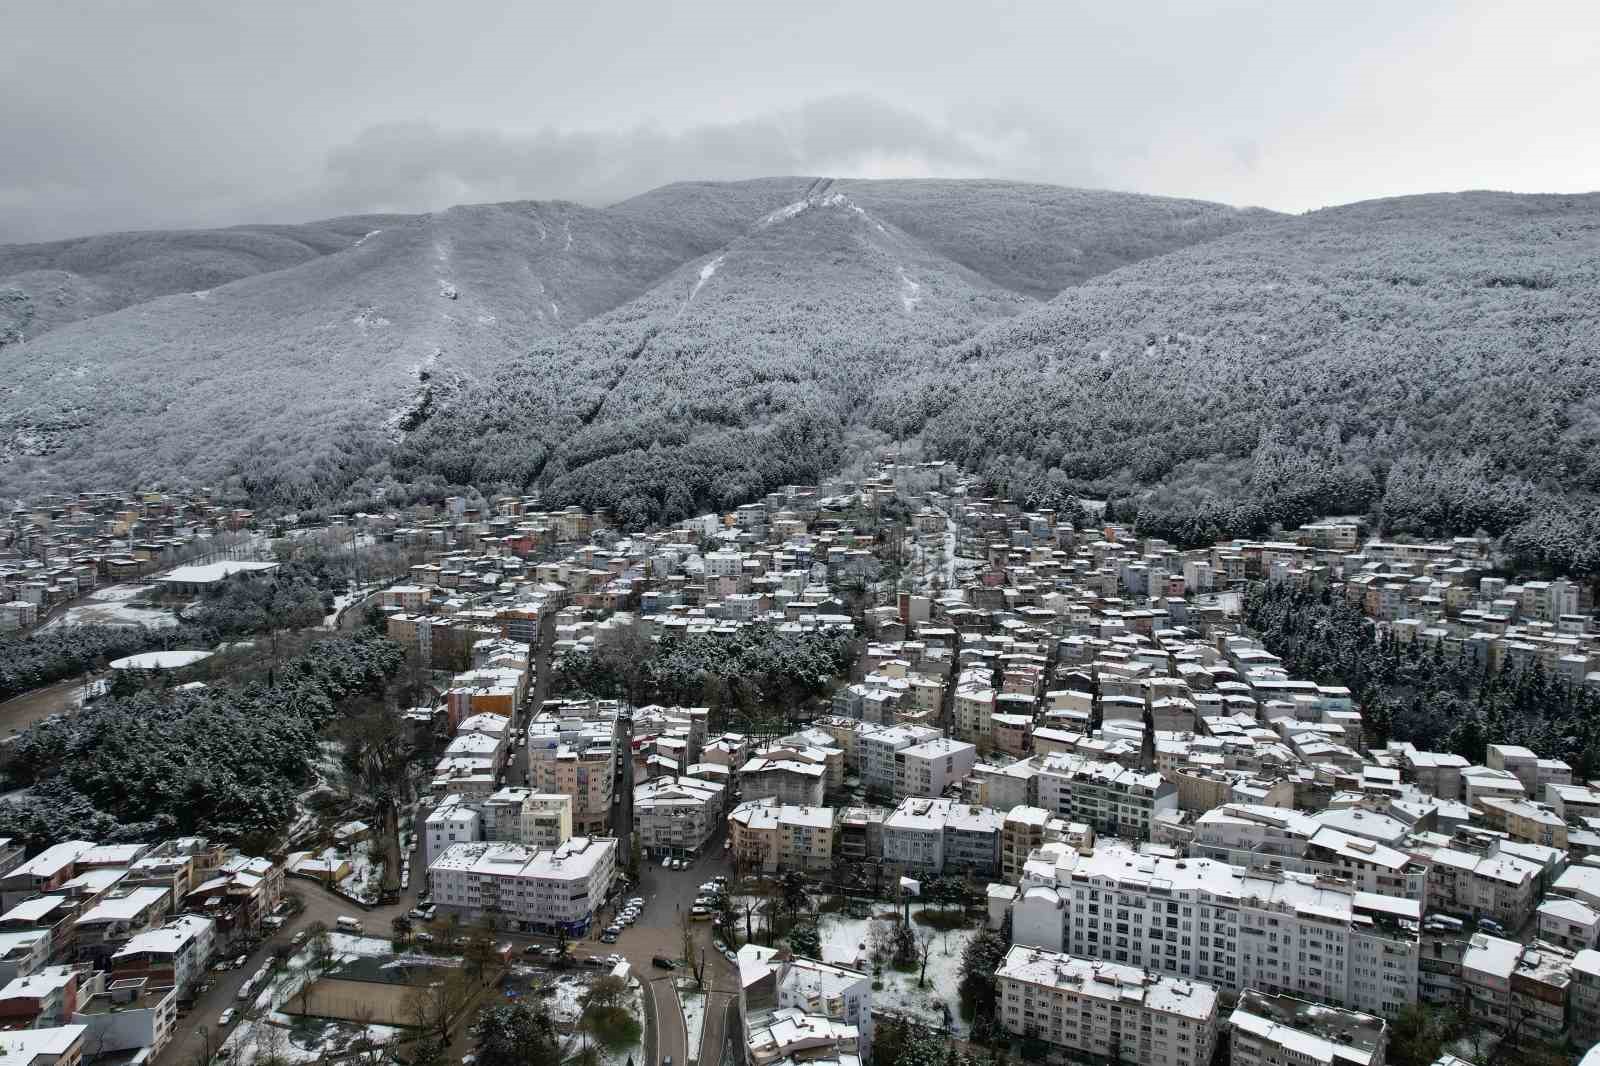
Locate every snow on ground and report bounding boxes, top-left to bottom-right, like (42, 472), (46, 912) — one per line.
(815, 913), (975, 1035)
(676, 977), (707, 1057)
(108, 649), (212, 670)
(39, 584), (178, 630)
(897, 267), (923, 311)
(88, 584), (143, 602)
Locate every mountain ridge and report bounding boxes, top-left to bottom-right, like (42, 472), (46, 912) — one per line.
(0, 177), (1268, 505)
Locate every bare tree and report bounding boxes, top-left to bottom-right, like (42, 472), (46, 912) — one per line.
(915, 927), (937, 987)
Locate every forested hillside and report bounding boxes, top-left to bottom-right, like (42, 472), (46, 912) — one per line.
(0, 186), (816, 505)
(395, 188), (1031, 523)
(0, 216), (406, 345)
(0, 177), (1266, 515)
(901, 192), (1600, 563)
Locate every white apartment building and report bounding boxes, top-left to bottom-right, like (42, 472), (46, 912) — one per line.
(738, 944), (874, 1056)
(634, 775), (726, 859)
(1229, 990), (1387, 1066)
(859, 725), (941, 798)
(880, 798), (1003, 876)
(1012, 842), (1420, 1018)
(521, 794), (574, 849)
(428, 837), (616, 935)
(1192, 805), (1429, 904)
(996, 946), (1218, 1066)
(894, 738), (977, 799)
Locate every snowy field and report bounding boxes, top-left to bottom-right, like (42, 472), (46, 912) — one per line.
(39, 584), (178, 630)
(815, 913), (975, 1035)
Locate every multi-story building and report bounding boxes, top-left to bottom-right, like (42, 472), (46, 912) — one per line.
(521, 794), (575, 849)
(107, 915), (214, 998)
(634, 776), (726, 860)
(1012, 842), (1420, 1018)
(879, 799), (1002, 877)
(737, 944), (874, 1057)
(996, 946), (1218, 1066)
(728, 801), (838, 874)
(738, 754), (827, 808)
(527, 724), (615, 836)
(1404, 840), (1538, 928)
(1001, 807), (1052, 885)
(859, 725), (941, 799)
(428, 837), (616, 935)
(1035, 755), (1177, 841)
(894, 738), (977, 800)
(1229, 990), (1387, 1066)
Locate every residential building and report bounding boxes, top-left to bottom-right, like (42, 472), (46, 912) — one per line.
(428, 837), (616, 935)
(996, 946), (1219, 1066)
(1229, 990), (1387, 1066)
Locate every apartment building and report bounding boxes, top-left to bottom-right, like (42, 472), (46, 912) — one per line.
(1034, 755), (1177, 841)
(634, 775), (726, 859)
(996, 946), (1218, 1066)
(527, 726), (615, 835)
(859, 725), (941, 798)
(739, 754), (827, 808)
(107, 915), (214, 998)
(879, 799), (1003, 877)
(1191, 806), (1429, 903)
(1229, 990), (1387, 1066)
(738, 944), (874, 1056)
(727, 801), (838, 874)
(428, 837), (616, 935)
(1001, 807), (1052, 885)
(1012, 842), (1420, 1018)
(1404, 840), (1539, 928)
(894, 738), (977, 800)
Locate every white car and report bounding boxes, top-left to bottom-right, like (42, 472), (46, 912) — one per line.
(219, 1008), (237, 1026)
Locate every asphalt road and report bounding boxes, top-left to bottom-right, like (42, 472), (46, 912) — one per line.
(650, 977), (687, 1066)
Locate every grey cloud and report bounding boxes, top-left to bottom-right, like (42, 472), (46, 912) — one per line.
(317, 95), (1004, 215)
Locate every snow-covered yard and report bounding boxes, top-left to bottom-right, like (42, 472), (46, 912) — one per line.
(40, 585), (178, 630)
(815, 913), (975, 1035)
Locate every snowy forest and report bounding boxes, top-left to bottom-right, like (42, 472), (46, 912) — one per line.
(1245, 583), (1600, 775)
(555, 625), (856, 726)
(0, 630), (407, 850)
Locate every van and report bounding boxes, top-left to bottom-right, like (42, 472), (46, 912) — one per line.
(336, 916), (364, 934)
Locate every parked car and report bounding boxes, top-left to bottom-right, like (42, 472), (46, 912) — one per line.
(416, 932), (435, 944)
(522, 945), (543, 956)
(652, 956), (677, 970)
(698, 882), (720, 894)
(1479, 918), (1507, 936)
(690, 906), (711, 920)
(599, 932), (619, 944)
(219, 1008), (237, 1026)
(408, 908), (428, 920)
(722, 949), (736, 962)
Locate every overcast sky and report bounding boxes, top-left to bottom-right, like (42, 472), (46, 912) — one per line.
(3, 0), (1597, 242)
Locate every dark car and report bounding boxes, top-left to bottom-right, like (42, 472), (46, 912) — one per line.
(651, 956), (677, 970)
